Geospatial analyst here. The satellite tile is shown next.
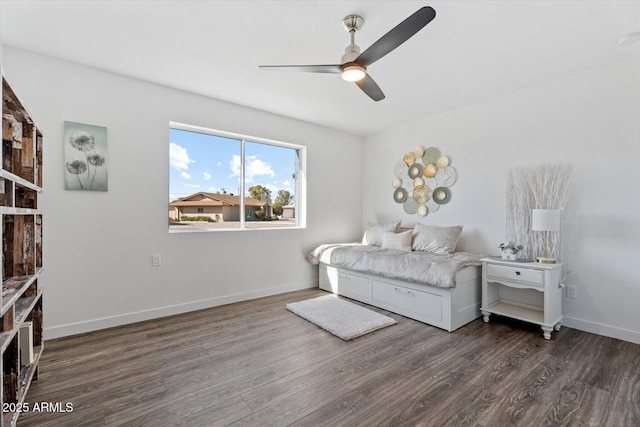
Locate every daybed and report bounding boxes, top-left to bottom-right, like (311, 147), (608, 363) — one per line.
(309, 222), (483, 332)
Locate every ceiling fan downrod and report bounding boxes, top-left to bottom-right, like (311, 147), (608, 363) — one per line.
(341, 15), (364, 63)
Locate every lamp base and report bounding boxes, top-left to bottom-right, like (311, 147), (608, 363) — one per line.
(536, 257), (557, 264)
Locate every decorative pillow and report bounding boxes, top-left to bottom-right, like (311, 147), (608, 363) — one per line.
(381, 230), (413, 252)
(362, 221), (401, 246)
(411, 223), (463, 254)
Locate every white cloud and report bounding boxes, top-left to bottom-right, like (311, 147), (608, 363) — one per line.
(169, 143), (194, 171)
(203, 172), (211, 180)
(216, 161), (222, 167)
(207, 186), (217, 192)
(265, 183), (279, 194)
(283, 180), (291, 187)
(229, 155), (241, 177)
(185, 184), (201, 188)
(229, 155), (275, 183)
(181, 171), (191, 180)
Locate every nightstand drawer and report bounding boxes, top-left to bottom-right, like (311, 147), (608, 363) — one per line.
(486, 264), (543, 287)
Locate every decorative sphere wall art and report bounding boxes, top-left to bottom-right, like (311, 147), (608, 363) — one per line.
(391, 146), (458, 216)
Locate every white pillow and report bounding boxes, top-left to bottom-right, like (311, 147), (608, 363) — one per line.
(362, 221), (401, 246)
(381, 230), (413, 252)
(412, 223), (463, 254)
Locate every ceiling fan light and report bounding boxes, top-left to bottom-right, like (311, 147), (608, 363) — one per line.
(341, 65), (366, 82)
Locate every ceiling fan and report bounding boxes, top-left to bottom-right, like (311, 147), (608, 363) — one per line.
(259, 7), (436, 102)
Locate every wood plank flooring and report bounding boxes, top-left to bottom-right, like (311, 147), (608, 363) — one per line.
(17, 289), (640, 426)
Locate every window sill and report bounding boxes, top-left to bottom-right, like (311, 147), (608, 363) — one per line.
(168, 225), (306, 234)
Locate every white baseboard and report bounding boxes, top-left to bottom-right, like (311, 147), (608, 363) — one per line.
(44, 281), (317, 340)
(562, 316), (640, 344)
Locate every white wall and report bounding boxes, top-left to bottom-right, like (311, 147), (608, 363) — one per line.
(3, 47), (363, 339)
(363, 57), (640, 343)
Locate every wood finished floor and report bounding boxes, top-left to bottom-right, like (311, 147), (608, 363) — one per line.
(17, 288), (640, 427)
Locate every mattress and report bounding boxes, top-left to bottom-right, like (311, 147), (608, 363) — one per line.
(309, 243), (482, 288)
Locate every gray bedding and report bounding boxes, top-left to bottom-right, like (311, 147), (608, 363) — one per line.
(309, 243), (482, 288)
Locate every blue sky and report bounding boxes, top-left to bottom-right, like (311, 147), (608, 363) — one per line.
(169, 128), (297, 202)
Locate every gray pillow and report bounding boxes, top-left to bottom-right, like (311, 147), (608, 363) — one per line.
(362, 221), (401, 246)
(381, 230), (412, 252)
(412, 223), (463, 254)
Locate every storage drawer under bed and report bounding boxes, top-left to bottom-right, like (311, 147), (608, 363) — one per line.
(319, 264), (371, 299)
(371, 280), (443, 321)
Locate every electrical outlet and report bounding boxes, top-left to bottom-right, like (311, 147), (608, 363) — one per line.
(566, 285), (577, 299)
(152, 254), (161, 267)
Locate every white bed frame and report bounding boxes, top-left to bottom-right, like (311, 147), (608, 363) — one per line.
(318, 262), (482, 332)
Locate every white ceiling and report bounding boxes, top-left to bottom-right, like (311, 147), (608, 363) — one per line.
(2, 1), (640, 136)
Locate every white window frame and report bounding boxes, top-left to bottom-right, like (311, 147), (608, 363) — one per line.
(169, 121), (306, 232)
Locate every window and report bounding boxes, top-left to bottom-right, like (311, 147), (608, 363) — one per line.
(169, 122), (305, 232)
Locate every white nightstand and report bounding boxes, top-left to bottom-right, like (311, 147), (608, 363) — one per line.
(481, 257), (563, 340)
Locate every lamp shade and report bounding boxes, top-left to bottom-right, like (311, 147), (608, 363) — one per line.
(531, 209), (560, 232)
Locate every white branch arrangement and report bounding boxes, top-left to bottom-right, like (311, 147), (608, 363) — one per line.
(505, 164), (572, 260)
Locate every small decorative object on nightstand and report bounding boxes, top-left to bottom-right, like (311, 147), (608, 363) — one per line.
(481, 257), (563, 340)
(531, 208), (560, 264)
(499, 241), (523, 260)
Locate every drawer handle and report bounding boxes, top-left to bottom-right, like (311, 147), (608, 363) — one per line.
(394, 287), (416, 297)
(516, 271), (521, 275)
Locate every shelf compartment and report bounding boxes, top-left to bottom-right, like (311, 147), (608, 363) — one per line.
(14, 185), (37, 209)
(19, 344), (43, 392)
(0, 178), (13, 207)
(1, 271), (42, 317)
(25, 294), (42, 349)
(2, 334), (19, 405)
(15, 292), (41, 325)
(486, 300), (544, 325)
(2, 215), (36, 281)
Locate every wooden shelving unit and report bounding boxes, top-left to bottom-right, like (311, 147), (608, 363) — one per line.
(1, 74), (44, 427)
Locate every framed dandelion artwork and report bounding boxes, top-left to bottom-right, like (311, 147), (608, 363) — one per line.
(64, 121), (108, 191)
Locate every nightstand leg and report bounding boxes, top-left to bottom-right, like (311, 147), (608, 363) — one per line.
(554, 322), (562, 332)
(481, 310), (491, 323)
(541, 326), (553, 340)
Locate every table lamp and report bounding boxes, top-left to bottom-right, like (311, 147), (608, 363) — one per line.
(531, 209), (560, 264)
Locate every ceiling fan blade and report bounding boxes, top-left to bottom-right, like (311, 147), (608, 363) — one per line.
(355, 74), (385, 102)
(259, 64), (341, 74)
(355, 7), (436, 67)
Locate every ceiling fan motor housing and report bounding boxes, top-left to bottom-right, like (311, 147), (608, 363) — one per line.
(341, 44), (361, 63)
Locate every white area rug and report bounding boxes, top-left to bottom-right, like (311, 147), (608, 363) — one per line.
(286, 295), (397, 341)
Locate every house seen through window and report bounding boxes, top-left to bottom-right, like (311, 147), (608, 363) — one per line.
(169, 122), (305, 231)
